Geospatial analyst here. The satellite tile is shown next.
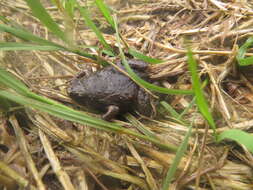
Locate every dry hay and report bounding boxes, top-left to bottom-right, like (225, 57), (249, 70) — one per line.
(1, 0), (253, 190)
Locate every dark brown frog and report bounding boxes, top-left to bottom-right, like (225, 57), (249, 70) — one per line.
(68, 60), (156, 120)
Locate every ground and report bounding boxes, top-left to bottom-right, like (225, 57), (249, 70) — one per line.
(0, 0), (253, 190)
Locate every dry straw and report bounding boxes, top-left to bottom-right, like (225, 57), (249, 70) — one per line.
(0, 0), (253, 189)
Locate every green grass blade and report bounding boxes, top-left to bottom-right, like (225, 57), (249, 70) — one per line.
(125, 114), (158, 139)
(0, 90), (120, 131)
(0, 42), (65, 51)
(70, 48), (107, 63)
(162, 124), (192, 190)
(0, 15), (9, 23)
(94, 1), (163, 64)
(0, 67), (30, 95)
(237, 36), (253, 66)
(0, 97), (13, 112)
(160, 101), (180, 118)
(187, 48), (216, 137)
(95, 0), (115, 29)
(76, 2), (114, 55)
(64, 0), (76, 18)
(129, 48), (164, 64)
(121, 66), (193, 95)
(237, 55), (253, 66)
(113, 16), (193, 95)
(0, 24), (64, 47)
(79, 44), (115, 56)
(217, 129), (253, 153)
(0, 90), (176, 151)
(95, 0), (164, 64)
(0, 24), (98, 60)
(0, 16), (27, 30)
(177, 80), (207, 120)
(49, 0), (58, 7)
(24, 0), (68, 42)
(160, 101), (187, 126)
(178, 97), (195, 120)
(0, 66), (69, 106)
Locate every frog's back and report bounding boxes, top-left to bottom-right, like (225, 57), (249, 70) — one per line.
(80, 66), (139, 110)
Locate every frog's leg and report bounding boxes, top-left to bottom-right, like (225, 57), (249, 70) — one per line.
(75, 70), (88, 79)
(136, 89), (155, 117)
(102, 105), (119, 121)
(116, 59), (148, 71)
(128, 60), (148, 71)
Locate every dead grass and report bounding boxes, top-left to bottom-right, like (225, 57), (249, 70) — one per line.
(1, 0), (253, 189)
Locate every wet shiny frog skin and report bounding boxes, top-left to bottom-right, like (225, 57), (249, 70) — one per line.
(68, 60), (156, 120)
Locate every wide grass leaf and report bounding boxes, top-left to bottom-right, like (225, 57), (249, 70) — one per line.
(0, 90), (176, 151)
(0, 42), (64, 51)
(0, 24), (103, 61)
(0, 24), (63, 47)
(0, 90), (121, 131)
(217, 129), (253, 153)
(0, 67), (30, 95)
(237, 36), (253, 66)
(24, 0), (67, 42)
(187, 49), (216, 136)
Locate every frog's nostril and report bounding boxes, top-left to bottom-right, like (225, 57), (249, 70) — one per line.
(68, 86), (77, 95)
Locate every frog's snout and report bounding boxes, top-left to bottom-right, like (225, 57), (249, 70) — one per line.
(67, 85), (75, 95)
(68, 80), (83, 97)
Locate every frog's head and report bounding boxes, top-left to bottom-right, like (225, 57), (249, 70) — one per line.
(68, 78), (89, 102)
(68, 77), (101, 111)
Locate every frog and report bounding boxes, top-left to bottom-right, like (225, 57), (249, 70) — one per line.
(67, 59), (157, 120)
